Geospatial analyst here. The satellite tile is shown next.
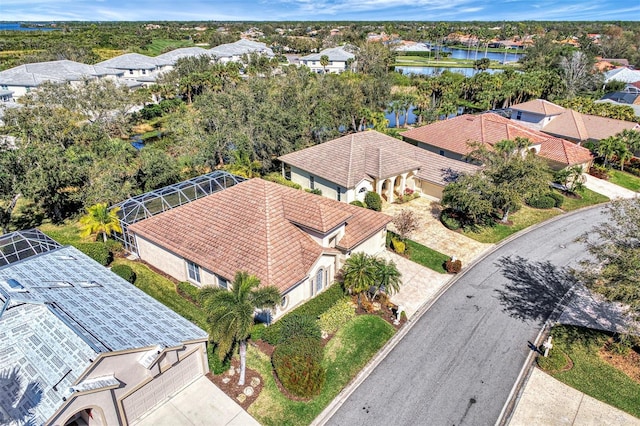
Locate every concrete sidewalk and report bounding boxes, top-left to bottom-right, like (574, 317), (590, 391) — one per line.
(509, 368), (640, 425)
(584, 174), (637, 200)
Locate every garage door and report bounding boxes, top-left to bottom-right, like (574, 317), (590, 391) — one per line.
(122, 351), (203, 423)
(420, 180), (444, 199)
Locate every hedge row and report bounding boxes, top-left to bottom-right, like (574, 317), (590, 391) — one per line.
(261, 284), (345, 345)
(272, 337), (326, 398)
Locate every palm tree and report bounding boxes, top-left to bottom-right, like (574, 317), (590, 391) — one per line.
(199, 271), (280, 385)
(79, 203), (122, 243)
(596, 137), (619, 167)
(341, 252), (376, 307)
(371, 258), (402, 300)
(320, 54), (329, 74)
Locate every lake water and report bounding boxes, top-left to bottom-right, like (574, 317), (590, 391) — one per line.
(395, 66), (504, 77)
(0, 22), (58, 31)
(444, 47), (523, 63)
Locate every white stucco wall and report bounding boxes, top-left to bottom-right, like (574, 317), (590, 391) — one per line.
(348, 226), (387, 256)
(352, 179), (374, 203)
(50, 342), (207, 426)
(289, 166), (347, 201)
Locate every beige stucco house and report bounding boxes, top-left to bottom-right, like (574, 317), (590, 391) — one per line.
(299, 46), (355, 74)
(278, 130), (480, 201)
(127, 178), (391, 318)
(0, 230), (208, 426)
(402, 112), (594, 171)
(510, 99), (640, 145)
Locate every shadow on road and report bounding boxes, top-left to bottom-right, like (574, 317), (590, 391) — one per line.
(494, 255), (577, 324)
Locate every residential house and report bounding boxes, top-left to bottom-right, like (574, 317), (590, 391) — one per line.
(0, 229), (209, 425)
(209, 39), (275, 64)
(299, 46), (355, 74)
(154, 47), (212, 71)
(278, 130), (479, 201)
(604, 67), (640, 85)
(402, 113), (594, 171)
(127, 178), (391, 318)
(0, 60), (124, 101)
(510, 99), (639, 144)
(96, 53), (172, 83)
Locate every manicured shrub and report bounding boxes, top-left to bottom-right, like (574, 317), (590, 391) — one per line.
(74, 243), (112, 266)
(208, 343), (231, 375)
(262, 284), (345, 345)
(250, 323), (267, 341)
(262, 172), (302, 189)
(318, 298), (356, 335)
(279, 313), (321, 344)
(548, 192), (564, 208)
(111, 264), (136, 283)
(527, 195), (555, 209)
(350, 200), (365, 207)
(391, 238), (406, 254)
(364, 191), (382, 211)
(305, 188), (322, 195)
(440, 209), (461, 230)
(272, 337), (326, 398)
(445, 259), (462, 274)
(105, 239), (124, 256)
(177, 281), (200, 302)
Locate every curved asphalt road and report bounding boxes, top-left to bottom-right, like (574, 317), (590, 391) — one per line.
(325, 206), (607, 426)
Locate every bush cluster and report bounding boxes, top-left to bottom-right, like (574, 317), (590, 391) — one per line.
(305, 188), (322, 195)
(318, 298), (356, 335)
(548, 192), (564, 208)
(262, 173), (302, 189)
(177, 281), (200, 302)
(272, 337), (326, 398)
(527, 195), (555, 209)
(278, 314), (322, 344)
(349, 200), (365, 207)
(364, 191), (382, 211)
(111, 264), (136, 283)
(390, 238), (405, 254)
(261, 284), (345, 345)
(75, 242), (113, 266)
(445, 259), (463, 274)
(440, 209), (461, 230)
(589, 164), (610, 180)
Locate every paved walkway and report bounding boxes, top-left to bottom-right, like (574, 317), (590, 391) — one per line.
(134, 376), (260, 426)
(584, 174), (637, 200)
(383, 250), (451, 318)
(383, 196), (492, 265)
(509, 368), (640, 425)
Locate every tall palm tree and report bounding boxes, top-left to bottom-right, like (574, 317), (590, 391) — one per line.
(320, 54), (329, 74)
(199, 271), (280, 385)
(79, 203), (122, 243)
(341, 252), (376, 306)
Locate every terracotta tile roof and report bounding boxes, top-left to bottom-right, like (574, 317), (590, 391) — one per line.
(539, 137), (594, 167)
(128, 179), (390, 292)
(278, 130), (479, 187)
(510, 99), (566, 116)
(401, 113), (593, 167)
(542, 109), (639, 141)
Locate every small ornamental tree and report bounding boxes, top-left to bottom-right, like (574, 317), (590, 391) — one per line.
(392, 209), (420, 240)
(364, 191), (382, 211)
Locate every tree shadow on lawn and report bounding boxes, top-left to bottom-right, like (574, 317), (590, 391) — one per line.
(494, 255), (578, 324)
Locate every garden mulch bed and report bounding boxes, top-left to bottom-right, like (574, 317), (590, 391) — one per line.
(352, 295), (407, 330)
(207, 357), (264, 410)
(599, 342), (640, 384)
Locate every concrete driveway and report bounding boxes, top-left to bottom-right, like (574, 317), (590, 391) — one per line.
(381, 250), (451, 319)
(383, 196), (492, 265)
(584, 174), (637, 199)
(134, 376), (260, 426)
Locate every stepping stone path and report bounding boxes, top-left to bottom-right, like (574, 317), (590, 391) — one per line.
(243, 386), (254, 396)
(236, 393), (246, 403)
(222, 377), (231, 384)
(251, 377), (260, 387)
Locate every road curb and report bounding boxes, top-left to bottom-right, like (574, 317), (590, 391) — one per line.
(312, 203), (607, 426)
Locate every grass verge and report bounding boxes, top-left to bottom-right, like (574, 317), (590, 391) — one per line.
(541, 325), (640, 418)
(387, 231), (449, 273)
(560, 187), (609, 211)
(249, 315), (395, 426)
(609, 170), (640, 192)
(463, 205), (560, 244)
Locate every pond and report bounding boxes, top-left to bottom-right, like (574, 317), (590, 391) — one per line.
(395, 66), (504, 77)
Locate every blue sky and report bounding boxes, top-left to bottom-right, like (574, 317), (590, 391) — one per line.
(2, 0), (639, 22)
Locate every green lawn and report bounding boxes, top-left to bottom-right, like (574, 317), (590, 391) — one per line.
(394, 55), (521, 70)
(142, 38), (196, 56)
(560, 188), (609, 211)
(387, 231), (449, 273)
(249, 315), (395, 426)
(39, 219), (87, 245)
(539, 325), (640, 419)
(112, 258), (208, 328)
(609, 170), (640, 192)
(463, 205), (560, 244)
